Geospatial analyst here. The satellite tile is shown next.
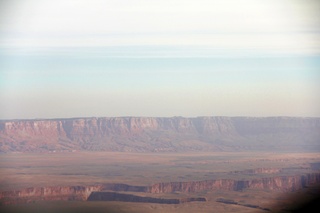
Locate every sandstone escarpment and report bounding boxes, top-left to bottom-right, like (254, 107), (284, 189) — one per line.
(148, 173), (320, 193)
(1, 173), (319, 205)
(0, 185), (102, 205)
(1, 117), (319, 152)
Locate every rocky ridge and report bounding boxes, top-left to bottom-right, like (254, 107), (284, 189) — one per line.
(1, 117), (319, 152)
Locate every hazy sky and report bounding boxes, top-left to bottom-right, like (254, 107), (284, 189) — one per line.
(1, 0), (320, 119)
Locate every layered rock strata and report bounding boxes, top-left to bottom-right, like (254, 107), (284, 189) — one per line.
(1, 117), (319, 152)
(1, 173), (319, 205)
(0, 185), (102, 205)
(147, 173), (320, 193)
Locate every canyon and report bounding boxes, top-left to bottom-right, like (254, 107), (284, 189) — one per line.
(87, 192), (207, 204)
(1, 116), (320, 152)
(1, 172), (319, 205)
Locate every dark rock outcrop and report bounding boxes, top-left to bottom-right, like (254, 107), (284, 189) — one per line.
(101, 183), (148, 192)
(216, 198), (271, 211)
(1, 117), (319, 152)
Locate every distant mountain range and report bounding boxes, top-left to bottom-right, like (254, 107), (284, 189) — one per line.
(0, 117), (319, 152)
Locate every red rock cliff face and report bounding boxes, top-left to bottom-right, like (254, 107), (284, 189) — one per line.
(148, 173), (320, 193)
(1, 173), (319, 205)
(1, 117), (319, 152)
(0, 185), (102, 205)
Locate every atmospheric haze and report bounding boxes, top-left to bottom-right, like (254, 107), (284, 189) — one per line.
(0, 0), (320, 119)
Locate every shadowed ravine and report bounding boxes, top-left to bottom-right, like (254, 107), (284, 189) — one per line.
(87, 192), (206, 204)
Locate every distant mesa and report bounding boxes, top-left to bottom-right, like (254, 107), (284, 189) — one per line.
(0, 116), (319, 152)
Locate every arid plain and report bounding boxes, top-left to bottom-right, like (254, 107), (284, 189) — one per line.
(1, 151), (320, 212)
